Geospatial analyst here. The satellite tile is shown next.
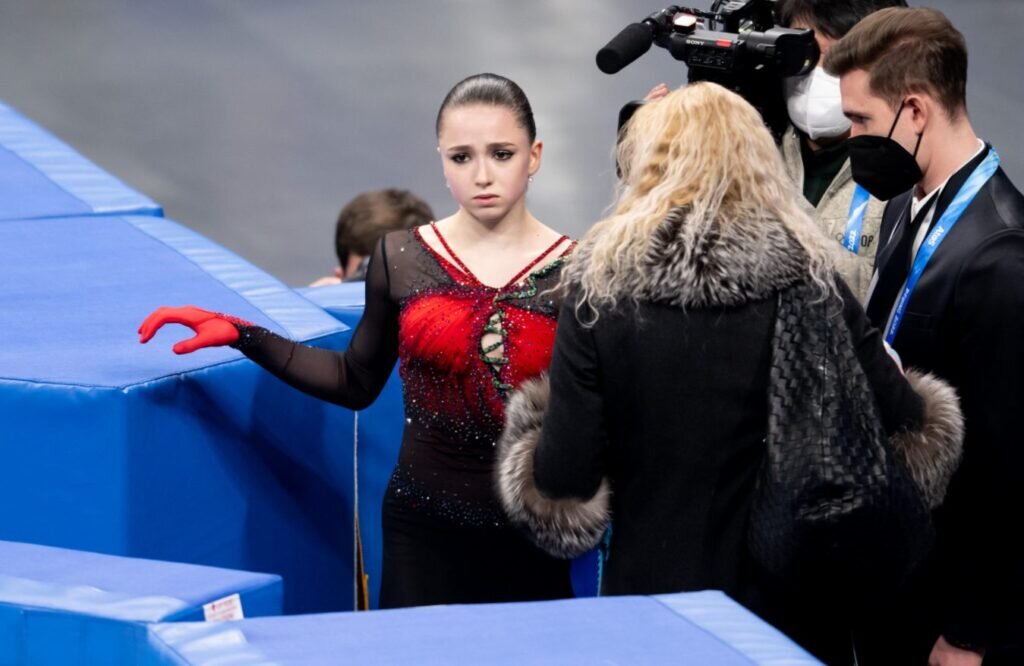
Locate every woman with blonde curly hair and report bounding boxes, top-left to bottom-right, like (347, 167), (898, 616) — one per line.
(495, 83), (965, 665)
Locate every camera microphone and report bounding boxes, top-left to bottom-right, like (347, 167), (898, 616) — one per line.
(597, 2), (819, 142)
(596, 23), (656, 74)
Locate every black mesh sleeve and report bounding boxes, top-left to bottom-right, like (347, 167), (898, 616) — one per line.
(232, 238), (399, 410)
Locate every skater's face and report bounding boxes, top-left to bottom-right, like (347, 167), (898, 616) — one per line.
(438, 104), (541, 223)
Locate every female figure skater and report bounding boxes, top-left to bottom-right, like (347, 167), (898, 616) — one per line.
(140, 73), (575, 608)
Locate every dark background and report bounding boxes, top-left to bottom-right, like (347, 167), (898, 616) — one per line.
(2, 1), (1019, 285)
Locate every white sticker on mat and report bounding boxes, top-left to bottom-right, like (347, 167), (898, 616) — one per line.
(203, 593), (244, 622)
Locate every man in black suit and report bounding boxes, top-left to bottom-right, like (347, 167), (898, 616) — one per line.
(826, 7), (1024, 665)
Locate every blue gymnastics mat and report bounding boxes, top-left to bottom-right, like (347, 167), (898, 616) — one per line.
(1, 540), (282, 665)
(0, 100), (162, 221)
(0, 215), (356, 615)
(300, 283), (402, 610)
(143, 591), (822, 665)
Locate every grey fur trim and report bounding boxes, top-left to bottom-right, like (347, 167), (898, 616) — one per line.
(891, 369), (965, 509)
(495, 375), (611, 559)
(563, 207), (811, 308)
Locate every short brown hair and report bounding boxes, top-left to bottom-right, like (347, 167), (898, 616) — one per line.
(335, 189), (433, 264)
(824, 7), (968, 118)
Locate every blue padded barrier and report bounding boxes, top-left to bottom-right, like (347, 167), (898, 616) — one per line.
(297, 283), (366, 328)
(656, 592), (824, 665)
(0, 540), (282, 665)
(0, 99), (162, 221)
(143, 591), (822, 665)
(299, 283), (402, 609)
(0, 215), (355, 615)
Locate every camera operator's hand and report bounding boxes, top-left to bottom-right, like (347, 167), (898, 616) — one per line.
(644, 83), (669, 102)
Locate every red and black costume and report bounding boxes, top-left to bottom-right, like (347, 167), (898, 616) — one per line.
(233, 226), (575, 607)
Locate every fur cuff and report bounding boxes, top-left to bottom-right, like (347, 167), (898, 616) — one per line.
(495, 375), (611, 559)
(891, 369), (965, 509)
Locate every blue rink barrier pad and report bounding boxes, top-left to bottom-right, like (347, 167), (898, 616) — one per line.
(1, 540), (282, 665)
(143, 591), (822, 665)
(0, 99), (162, 221)
(300, 283), (403, 610)
(0, 215), (356, 615)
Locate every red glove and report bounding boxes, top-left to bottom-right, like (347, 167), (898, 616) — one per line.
(138, 306), (253, 354)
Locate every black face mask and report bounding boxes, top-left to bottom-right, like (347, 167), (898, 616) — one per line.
(847, 102), (924, 201)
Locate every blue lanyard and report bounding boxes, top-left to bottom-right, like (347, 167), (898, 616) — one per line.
(843, 185), (872, 253)
(885, 148), (1000, 345)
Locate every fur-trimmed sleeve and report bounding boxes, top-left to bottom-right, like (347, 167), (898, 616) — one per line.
(495, 375), (611, 559)
(892, 369), (964, 509)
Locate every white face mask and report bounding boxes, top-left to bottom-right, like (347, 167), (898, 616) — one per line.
(783, 67), (852, 141)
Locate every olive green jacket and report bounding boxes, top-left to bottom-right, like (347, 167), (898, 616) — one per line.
(780, 126), (886, 302)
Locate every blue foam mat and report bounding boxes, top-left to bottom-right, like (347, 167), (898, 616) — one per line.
(144, 591), (822, 665)
(1, 540), (282, 620)
(1, 216), (344, 387)
(300, 284), (403, 610)
(1, 540), (282, 666)
(0, 99), (162, 221)
(297, 283), (365, 327)
(1, 215), (356, 615)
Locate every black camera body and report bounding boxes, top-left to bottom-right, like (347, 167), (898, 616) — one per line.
(600, 0), (819, 140)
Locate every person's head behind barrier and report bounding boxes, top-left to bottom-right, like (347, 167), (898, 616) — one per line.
(335, 189), (434, 271)
(571, 82), (837, 317)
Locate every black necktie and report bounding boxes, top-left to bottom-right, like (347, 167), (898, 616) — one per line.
(865, 194), (938, 327)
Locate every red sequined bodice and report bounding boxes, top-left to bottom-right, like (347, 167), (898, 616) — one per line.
(388, 227), (572, 525)
(399, 225), (570, 438)
(232, 227), (573, 527)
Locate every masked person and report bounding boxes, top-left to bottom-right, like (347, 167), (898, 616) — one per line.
(826, 8), (1024, 665)
(647, 1), (907, 301)
(775, 0), (907, 301)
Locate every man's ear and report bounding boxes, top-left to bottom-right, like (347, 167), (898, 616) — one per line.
(904, 93), (930, 135)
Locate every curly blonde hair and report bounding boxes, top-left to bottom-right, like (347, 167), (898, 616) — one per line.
(570, 82), (837, 319)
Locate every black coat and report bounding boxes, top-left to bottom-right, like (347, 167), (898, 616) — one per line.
(535, 281), (926, 600)
(496, 208), (965, 665)
(862, 146), (1024, 661)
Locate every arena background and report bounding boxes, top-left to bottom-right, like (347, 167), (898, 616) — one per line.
(1, 0), (1018, 285)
